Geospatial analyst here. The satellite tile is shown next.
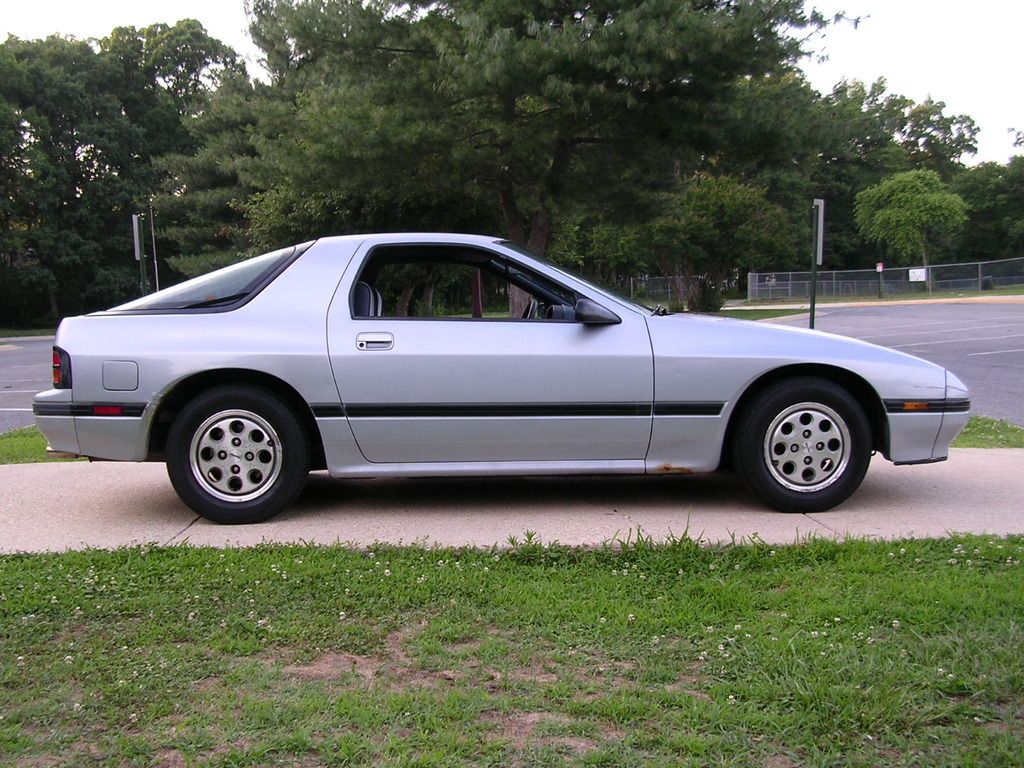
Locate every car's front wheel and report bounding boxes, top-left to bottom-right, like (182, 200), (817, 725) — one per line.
(732, 377), (872, 513)
(166, 385), (310, 524)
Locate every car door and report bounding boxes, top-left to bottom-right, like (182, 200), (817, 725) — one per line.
(326, 241), (654, 464)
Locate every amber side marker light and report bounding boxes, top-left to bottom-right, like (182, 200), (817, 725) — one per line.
(902, 402), (930, 411)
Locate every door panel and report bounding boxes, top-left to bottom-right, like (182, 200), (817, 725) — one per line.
(330, 317), (654, 463)
(327, 241), (655, 464)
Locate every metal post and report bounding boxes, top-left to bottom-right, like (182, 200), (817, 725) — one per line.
(132, 214), (148, 296)
(149, 205), (160, 292)
(810, 199), (825, 329)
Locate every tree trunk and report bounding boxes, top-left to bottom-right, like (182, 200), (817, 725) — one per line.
(470, 269), (484, 318)
(525, 210), (551, 256)
(421, 273), (437, 316)
(396, 286), (414, 317)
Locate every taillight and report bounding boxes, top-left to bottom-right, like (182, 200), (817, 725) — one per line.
(52, 346), (72, 389)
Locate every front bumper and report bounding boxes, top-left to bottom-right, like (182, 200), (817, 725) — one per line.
(885, 371), (971, 464)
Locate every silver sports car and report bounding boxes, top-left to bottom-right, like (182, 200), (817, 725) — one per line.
(34, 233), (970, 524)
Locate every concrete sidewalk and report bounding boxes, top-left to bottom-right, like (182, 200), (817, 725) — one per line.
(1, 448), (1022, 553)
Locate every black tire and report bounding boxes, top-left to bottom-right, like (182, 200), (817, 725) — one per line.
(166, 385), (310, 524)
(731, 377), (871, 514)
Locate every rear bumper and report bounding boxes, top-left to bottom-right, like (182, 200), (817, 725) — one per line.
(33, 390), (151, 461)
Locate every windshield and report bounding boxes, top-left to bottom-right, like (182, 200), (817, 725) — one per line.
(110, 245), (298, 312)
(496, 241), (654, 314)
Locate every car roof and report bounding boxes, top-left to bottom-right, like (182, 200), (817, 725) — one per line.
(315, 233), (504, 248)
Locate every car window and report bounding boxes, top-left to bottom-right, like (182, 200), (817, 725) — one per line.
(352, 245), (578, 320)
(109, 245), (301, 312)
(497, 240), (654, 313)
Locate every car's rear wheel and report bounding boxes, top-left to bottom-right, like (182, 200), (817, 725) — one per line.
(732, 377), (871, 513)
(166, 386), (310, 524)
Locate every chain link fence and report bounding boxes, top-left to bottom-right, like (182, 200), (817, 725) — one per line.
(629, 276), (683, 307)
(746, 256), (1024, 301)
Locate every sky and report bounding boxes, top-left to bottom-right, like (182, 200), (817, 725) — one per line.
(1, 0), (1020, 165)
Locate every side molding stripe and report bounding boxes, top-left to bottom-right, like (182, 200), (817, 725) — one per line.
(311, 402), (725, 418)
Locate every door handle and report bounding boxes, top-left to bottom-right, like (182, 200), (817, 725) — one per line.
(356, 332), (394, 351)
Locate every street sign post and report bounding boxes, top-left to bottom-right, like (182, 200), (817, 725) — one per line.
(810, 199), (825, 329)
(131, 214), (147, 296)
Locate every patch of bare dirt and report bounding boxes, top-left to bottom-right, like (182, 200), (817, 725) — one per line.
(573, 649), (637, 685)
(480, 711), (614, 755)
(282, 651), (382, 681)
(485, 663), (559, 691)
(276, 623), (470, 691)
(448, 638), (485, 654)
(480, 711), (571, 746)
(542, 735), (598, 754)
(154, 749), (188, 768)
(194, 675), (220, 692)
(276, 623), (575, 696)
(385, 623), (420, 666)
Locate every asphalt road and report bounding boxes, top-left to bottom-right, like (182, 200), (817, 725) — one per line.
(0, 336), (51, 433)
(770, 302), (1024, 425)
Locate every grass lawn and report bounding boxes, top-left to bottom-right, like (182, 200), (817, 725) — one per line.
(0, 426), (83, 464)
(952, 416), (1024, 448)
(1, 535), (1021, 766)
(0, 328), (55, 338)
(744, 283), (1024, 307)
(714, 308), (806, 320)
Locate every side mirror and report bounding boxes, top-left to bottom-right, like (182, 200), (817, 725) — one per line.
(574, 297), (621, 325)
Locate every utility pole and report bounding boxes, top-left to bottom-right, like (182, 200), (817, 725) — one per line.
(810, 199), (824, 329)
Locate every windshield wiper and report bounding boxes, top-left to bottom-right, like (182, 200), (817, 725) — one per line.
(181, 292), (249, 309)
(652, 304), (670, 316)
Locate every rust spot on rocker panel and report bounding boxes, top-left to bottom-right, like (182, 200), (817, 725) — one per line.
(654, 464), (695, 474)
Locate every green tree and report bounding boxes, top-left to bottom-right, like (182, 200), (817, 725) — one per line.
(243, 0), (822, 257)
(699, 75), (977, 271)
(0, 23), (241, 322)
(0, 35), (143, 318)
(855, 170), (967, 284)
(153, 69), (260, 277)
(897, 97), (978, 179)
(804, 79), (914, 268)
(954, 157), (1024, 262)
(651, 175), (790, 311)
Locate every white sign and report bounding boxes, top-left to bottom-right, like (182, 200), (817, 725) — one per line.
(908, 268), (927, 282)
(132, 214), (142, 262)
(876, 262), (884, 273)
